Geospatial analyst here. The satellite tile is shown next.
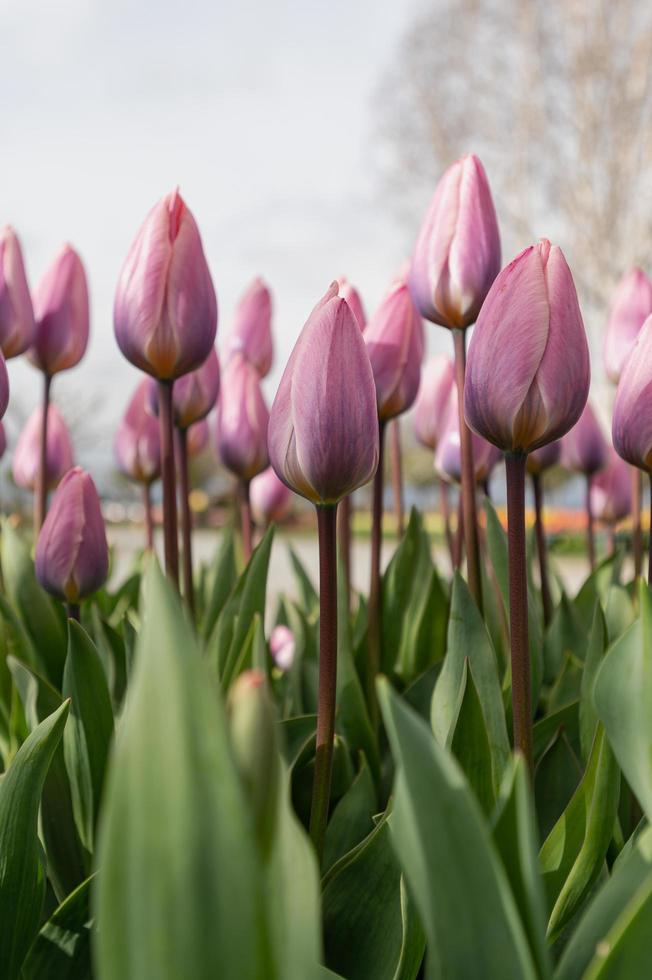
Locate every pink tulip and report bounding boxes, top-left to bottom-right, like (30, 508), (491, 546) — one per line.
(409, 154), (501, 329)
(269, 624), (295, 671)
(364, 279), (423, 421)
(216, 353), (269, 481)
(225, 278), (273, 377)
(603, 268), (652, 384)
(590, 449), (632, 524)
(465, 239), (590, 454)
(114, 380), (160, 484)
(29, 245), (89, 376)
(613, 314), (652, 471)
(35, 467), (109, 602)
(186, 417), (210, 457)
(561, 402), (609, 476)
(250, 466), (292, 525)
(13, 404), (73, 491)
(114, 189), (217, 380)
(413, 354), (456, 450)
(149, 346), (220, 429)
(435, 387), (500, 484)
(0, 421), (5, 460)
(268, 283), (379, 505)
(337, 277), (366, 332)
(0, 226), (35, 358)
(526, 440), (561, 476)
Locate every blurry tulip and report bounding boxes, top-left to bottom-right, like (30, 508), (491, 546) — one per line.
(149, 346), (220, 429)
(217, 353), (269, 482)
(435, 389), (500, 486)
(13, 404), (73, 491)
(0, 421), (6, 460)
(186, 417), (210, 457)
(561, 403), (608, 476)
(603, 268), (652, 384)
(35, 467), (109, 604)
(29, 245), (89, 376)
(465, 239), (590, 454)
(409, 154), (501, 330)
(114, 189), (217, 380)
(413, 354), (456, 450)
(337, 277), (366, 332)
(526, 440), (561, 476)
(0, 226), (35, 358)
(269, 283), (378, 505)
(613, 316), (652, 472)
(364, 279), (423, 422)
(225, 278), (273, 377)
(115, 380), (160, 485)
(590, 450), (632, 524)
(250, 466), (292, 526)
(269, 625), (295, 672)
(0, 351), (9, 422)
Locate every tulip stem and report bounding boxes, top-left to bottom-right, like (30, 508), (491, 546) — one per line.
(453, 329), (483, 613)
(239, 479), (253, 563)
(35, 373), (51, 534)
(157, 380), (179, 588)
(632, 467), (643, 578)
(310, 502), (339, 862)
(66, 603), (80, 622)
(338, 495), (352, 611)
(439, 477), (455, 568)
(143, 483), (154, 551)
(367, 419), (385, 729)
(177, 428), (194, 617)
(390, 418), (404, 537)
(648, 474), (652, 587)
(505, 452), (533, 774)
(585, 474), (596, 572)
(532, 472), (552, 628)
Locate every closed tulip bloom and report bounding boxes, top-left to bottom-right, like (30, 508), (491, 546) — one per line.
(590, 449), (632, 524)
(465, 239), (590, 454)
(0, 421), (6, 459)
(603, 268), (652, 384)
(13, 404), (73, 491)
(186, 417), (210, 457)
(561, 402), (609, 476)
(435, 389), (500, 484)
(114, 380), (160, 484)
(0, 226), (35, 358)
(35, 467), (109, 602)
(149, 346), (220, 429)
(217, 353), (269, 480)
(365, 280), (423, 421)
(413, 354), (456, 450)
(527, 439), (561, 476)
(29, 245), (89, 376)
(250, 466), (292, 525)
(409, 154), (501, 329)
(225, 278), (273, 377)
(613, 315), (652, 471)
(337, 277), (366, 332)
(269, 624), (295, 672)
(114, 189), (217, 380)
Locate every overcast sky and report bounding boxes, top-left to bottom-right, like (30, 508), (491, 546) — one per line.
(0, 0), (436, 471)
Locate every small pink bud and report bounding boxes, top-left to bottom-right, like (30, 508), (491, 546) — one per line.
(225, 278), (273, 377)
(589, 449), (632, 524)
(269, 624), (295, 671)
(250, 466), (292, 525)
(186, 417), (210, 458)
(413, 354), (455, 450)
(13, 404), (73, 491)
(29, 244), (89, 376)
(0, 226), (35, 359)
(364, 279), (423, 421)
(603, 268), (652, 384)
(114, 380), (160, 484)
(561, 403), (608, 476)
(216, 353), (269, 480)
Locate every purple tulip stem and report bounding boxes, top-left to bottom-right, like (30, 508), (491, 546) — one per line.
(157, 380), (179, 587)
(143, 483), (154, 551)
(453, 329), (483, 614)
(66, 603), (80, 622)
(390, 418), (404, 537)
(532, 472), (552, 628)
(439, 477), (455, 567)
(35, 373), (51, 533)
(648, 474), (652, 587)
(310, 502), (339, 861)
(632, 467), (643, 578)
(585, 474), (596, 572)
(505, 452), (533, 774)
(337, 495), (352, 612)
(177, 427), (195, 617)
(367, 419), (385, 729)
(239, 479), (253, 563)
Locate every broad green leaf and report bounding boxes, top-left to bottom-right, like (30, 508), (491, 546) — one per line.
(573, 553), (621, 623)
(0, 700), (70, 980)
(201, 526), (237, 638)
(22, 873), (95, 979)
(579, 605), (607, 762)
(94, 561), (268, 980)
(0, 591), (40, 672)
(63, 622), (114, 852)
(289, 547), (319, 617)
(378, 679), (538, 979)
(543, 594), (586, 686)
(450, 661), (496, 813)
(533, 701), (580, 762)
(535, 722), (583, 841)
(323, 754), (376, 872)
(90, 607), (127, 708)
(382, 508), (430, 676)
(603, 584), (635, 644)
(394, 877), (427, 980)
(594, 581), (652, 822)
(484, 498), (509, 606)
(278, 714), (316, 770)
(396, 563), (448, 682)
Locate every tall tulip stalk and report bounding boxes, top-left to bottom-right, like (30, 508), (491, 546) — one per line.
(465, 239), (590, 771)
(561, 403), (608, 572)
(526, 441), (561, 627)
(269, 284), (378, 859)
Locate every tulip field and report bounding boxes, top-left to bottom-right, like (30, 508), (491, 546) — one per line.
(2, 153), (652, 980)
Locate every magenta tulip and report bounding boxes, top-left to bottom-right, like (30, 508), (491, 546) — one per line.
(337, 277), (366, 332)
(149, 346), (220, 430)
(590, 449), (632, 525)
(269, 624), (295, 672)
(186, 417), (210, 457)
(413, 354), (456, 451)
(29, 245), (89, 377)
(0, 226), (35, 359)
(225, 278), (273, 378)
(13, 405), (73, 491)
(435, 395), (501, 486)
(364, 279), (422, 422)
(115, 381), (161, 485)
(527, 440), (561, 476)
(0, 421), (5, 460)
(613, 315), (652, 472)
(561, 403), (609, 476)
(217, 353), (269, 482)
(603, 268), (652, 385)
(35, 467), (109, 611)
(250, 466), (292, 526)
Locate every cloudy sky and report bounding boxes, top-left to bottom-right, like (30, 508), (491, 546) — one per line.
(1, 0), (434, 474)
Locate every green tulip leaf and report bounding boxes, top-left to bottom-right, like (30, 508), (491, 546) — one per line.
(201, 526), (237, 638)
(579, 605), (608, 762)
(22, 873), (95, 980)
(323, 753), (376, 872)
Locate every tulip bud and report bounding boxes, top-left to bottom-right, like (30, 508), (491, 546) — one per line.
(268, 624), (295, 671)
(613, 315), (652, 472)
(216, 353), (269, 480)
(250, 466), (292, 526)
(465, 239), (590, 454)
(526, 440), (561, 476)
(225, 278), (273, 377)
(0, 421), (6, 460)
(337, 277), (366, 331)
(35, 467), (109, 602)
(561, 403), (608, 476)
(364, 279), (423, 421)
(148, 346), (220, 429)
(13, 404), (73, 491)
(268, 283), (379, 505)
(413, 353), (455, 450)
(409, 154), (501, 329)
(603, 268), (652, 384)
(435, 388), (500, 484)
(114, 190), (217, 380)
(114, 380), (160, 484)
(228, 669), (279, 853)
(590, 449), (632, 524)
(0, 226), (35, 358)
(29, 245), (89, 376)
(186, 417), (210, 458)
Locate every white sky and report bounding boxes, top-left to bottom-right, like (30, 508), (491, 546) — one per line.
(0, 0), (430, 470)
